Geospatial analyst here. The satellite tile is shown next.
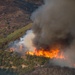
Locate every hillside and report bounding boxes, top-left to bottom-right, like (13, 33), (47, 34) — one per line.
(0, 0), (42, 40)
(1, 0), (75, 75)
(0, 0), (42, 49)
(25, 66), (75, 75)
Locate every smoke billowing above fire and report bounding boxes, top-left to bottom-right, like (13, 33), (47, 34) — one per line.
(9, 0), (75, 68)
(30, 0), (75, 68)
(31, 0), (75, 48)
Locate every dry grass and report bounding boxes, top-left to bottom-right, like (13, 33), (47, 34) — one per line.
(0, 23), (32, 49)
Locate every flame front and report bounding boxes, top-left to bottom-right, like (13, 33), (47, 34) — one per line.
(26, 47), (65, 59)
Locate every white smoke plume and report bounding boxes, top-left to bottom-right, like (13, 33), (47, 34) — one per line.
(9, 30), (35, 53)
(23, 30), (35, 51)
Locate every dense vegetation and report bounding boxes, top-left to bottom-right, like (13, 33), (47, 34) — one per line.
(0, 50), (49, 75)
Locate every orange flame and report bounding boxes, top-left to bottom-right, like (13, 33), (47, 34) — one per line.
(9, 44), (75, 68)
(26, 47), (65, 59)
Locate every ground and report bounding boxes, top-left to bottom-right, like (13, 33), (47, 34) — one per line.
(0, 0), (42, 39)
(0, 0), (75, 75)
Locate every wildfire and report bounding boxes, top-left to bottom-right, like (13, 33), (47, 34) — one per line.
(26, 47), (65, 59)
(9, 44), (75, 68)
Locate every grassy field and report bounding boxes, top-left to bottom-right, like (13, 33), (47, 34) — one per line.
(0, 23), (32, 49)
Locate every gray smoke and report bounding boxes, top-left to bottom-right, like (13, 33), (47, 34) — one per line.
(9, 0), (75, 68)
(31, 0), (75, 49)
(30, 0), (75, 68)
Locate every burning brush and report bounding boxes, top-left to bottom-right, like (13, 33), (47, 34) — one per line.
(26, 45), (65, 59)
(9, 0), (75, 68)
